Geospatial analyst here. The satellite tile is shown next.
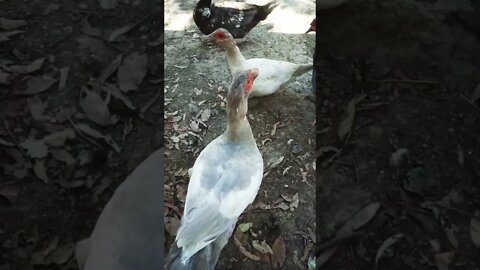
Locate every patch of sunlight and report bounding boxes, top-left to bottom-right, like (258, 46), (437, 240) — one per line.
(165, 1), (193, 31)
(262, 2), (314, 34)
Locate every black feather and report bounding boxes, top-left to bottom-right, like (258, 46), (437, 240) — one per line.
(193, 0), (278, 38)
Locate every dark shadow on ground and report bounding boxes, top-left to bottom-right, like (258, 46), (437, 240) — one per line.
(315, 0), (480, 269)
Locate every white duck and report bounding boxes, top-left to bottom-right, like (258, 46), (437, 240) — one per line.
(209, 28), (313, 97)
(165, 69), (264, 270)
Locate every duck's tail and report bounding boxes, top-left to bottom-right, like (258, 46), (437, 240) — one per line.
(165, 242), (214, 270)
(259, 1), (279, 20)
(293, 63), (314, 77)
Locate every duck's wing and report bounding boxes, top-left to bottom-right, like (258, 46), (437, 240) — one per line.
(176, 141), (263, 259)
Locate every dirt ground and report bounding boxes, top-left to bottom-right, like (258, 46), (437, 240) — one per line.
(0, 0), (163, 269)
(164, 0), (316, 269)
(316, 0), (480, 269)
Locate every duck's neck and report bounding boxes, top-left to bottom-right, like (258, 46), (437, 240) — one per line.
(225, 111), (254, 142)
(225, 45), (246, 74)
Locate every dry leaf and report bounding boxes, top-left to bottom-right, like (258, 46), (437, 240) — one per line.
(51, 149), (76, 166)
(81, 18), (102, 37)
(338, 202), (381, 235)
(117, 52), (148, 92)
(79, 87), (116, 126)
(27, 96), (46, 120)
(434, 252), (454, 270)
(0, 137), (14, 147)
(33, 159), (49, 183)
(42, 237), (60, 257)
(337, 98), (356, 138)
(20, 139), (48, 158)
(471, 83), (480, 103)
(252, 240), (273, 255)
(316, 245), (338, 268)
(4, 58), (45, 74)
(0, 18), (28, 30)
(375, 233), (406, 266)
(176, 185), (186, 203)
(271, 235), (286, 268)
(42, 129), (76, 147)
(201, 109), (212, 122)
(165, 217), (181, 236)
(276, 202), (290, 211)
(103, 83), (136, 110)
(23, 76), (56, 95)
(58, 66), (69, 90)
(108, 24), (132, 42)
(268, 156), (285, 170)
(471, 211), (480, 247)
(234, 236), (260, 261)
(98, 0), (117, 9)
(98, 55), (123, 84)
(0, 184), (20, 204)
(51, 243), (74, 264)
(446, 227), (458, 249)
(76, 123), (121, 153)
(0, 69), (12, 84)
(92, 175), (113, 202)
(0, 30), (24, 42)
(238, 223), (253, 233)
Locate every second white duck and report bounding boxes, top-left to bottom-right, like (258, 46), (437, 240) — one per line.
(209, 28), (313, 97)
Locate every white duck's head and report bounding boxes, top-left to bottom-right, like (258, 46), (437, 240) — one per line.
(227, 68), (259, 120)
(210, 28), (236, 50)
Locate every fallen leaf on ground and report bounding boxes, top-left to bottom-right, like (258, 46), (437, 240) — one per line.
(42, 129), (75, 147)
(58, 66), (69, 90)
(51, 243), (74, 264)
(51, 149), (76, 166)
(117, 52), (148, 92)
(0, 30), (24, 42)
(0, 136), (14, 147)
(252, 240), (273, 254)
(43, 3), (60, 15)
(337, 94), (366, 139)
(42, 237), (60, 257)
(79, 87), (116, 126)
(201, 109), (211, 122)
(108, 24), (132, 42)
(33, 159), (49, 183)
(271, 235), (286, 268)
(92, 175), (113, 202)
(434, 252), (454, 270)
(147, 34), (163, 46)
(23, 76), (56, 95)
(98, 0), (117, 10)
(338, 202), (381, 235)
(238, 223), (253, 233)
(76, 123), (121, 153)
(176, 185), (186, 203)
(446, 227), (458, 249)
(27, 96), (46, 120)
(103, 83), (136, 110)
(81, 18), (102, 37)
(0, 69), (12, 84)
(234, 236), (260, 261)
(3, 58), (45, 74)
(471, 83), (480, 103)
(0, 184), (20, 204)
(20, 139), (48, 158)
(97, 55), (123, 86)
(390, 148), (409, 167)
(0, 18), (28, 30)
(316, 245), (338, 268)
(471, 211), (480, 247)
(375, 233), (406, 266)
